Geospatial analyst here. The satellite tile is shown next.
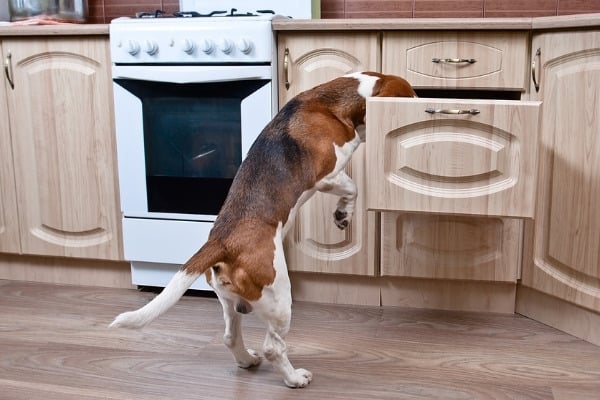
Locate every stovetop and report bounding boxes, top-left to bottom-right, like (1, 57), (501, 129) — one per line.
(109, 11), (276, 64)
(109, 1), (312, 64)
(134, 9), (276, 19)
(178, 0), (313, 19)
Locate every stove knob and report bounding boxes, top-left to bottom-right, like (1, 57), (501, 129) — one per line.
(220, 39), (233, 55)
(236, 38), (253, 54)
(181, 39), (195, 55)
(126, 40), (140, 56)
(200, 39), (215, 54)
(145, 40), (159, 56)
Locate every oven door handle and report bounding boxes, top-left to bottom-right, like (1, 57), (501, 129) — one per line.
(112, 65), (272, 83)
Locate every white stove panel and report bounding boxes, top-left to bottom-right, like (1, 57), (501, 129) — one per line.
(110, 17), (273, 64)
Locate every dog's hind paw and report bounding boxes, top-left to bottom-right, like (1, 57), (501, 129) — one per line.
(334, 209), (350, 230)
(236, 349), (262, 369)
(284, 368), (313, 388)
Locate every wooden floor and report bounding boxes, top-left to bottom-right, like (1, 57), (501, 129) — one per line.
(1, 280), (600, 400)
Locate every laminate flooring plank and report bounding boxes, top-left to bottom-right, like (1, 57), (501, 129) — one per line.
(1, 280), (600, 400)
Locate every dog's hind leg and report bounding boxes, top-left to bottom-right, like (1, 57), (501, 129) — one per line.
(217, 296), (262, 369)
(253, 223), (312, 388)
(256, 287), (312, 388)
(318, 170), (357, 230)
(262, 315), (312, 388)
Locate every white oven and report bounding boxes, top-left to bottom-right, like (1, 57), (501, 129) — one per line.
(110, 2), (312, 290)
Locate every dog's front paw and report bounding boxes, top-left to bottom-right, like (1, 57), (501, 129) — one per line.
(237, 349), (262, 369)
(334, 209), (350, 230)
(284, 368), (313, 388)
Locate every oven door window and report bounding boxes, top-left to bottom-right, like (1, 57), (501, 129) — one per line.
(114, 79), (270, 215)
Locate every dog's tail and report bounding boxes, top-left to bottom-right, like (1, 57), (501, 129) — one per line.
(109, 240), (223, 329)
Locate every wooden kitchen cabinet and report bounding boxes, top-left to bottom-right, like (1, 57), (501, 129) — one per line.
(0, 42), (21, 254)
(277, 32), (380, 102)
(519, 31), (600, 325)
(277, 32), (379, 275)
(373, 33), (537, 288)
(1, 37), (123, 260)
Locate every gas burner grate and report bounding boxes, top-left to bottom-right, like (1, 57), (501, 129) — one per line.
(135, 10), (166, 18)
(173, 10), (227, 18)
(134, 8), (276, 19)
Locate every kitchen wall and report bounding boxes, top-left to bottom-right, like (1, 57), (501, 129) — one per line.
(87, 0), (600, 23)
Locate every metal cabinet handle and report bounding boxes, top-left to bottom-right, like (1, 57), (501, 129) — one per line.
(432, 58), (476, 64)
(283, 47), (290, 90)
(4, 51), (14, 90)
(425, 108), (480, 115)
(532, 47), (541, 93)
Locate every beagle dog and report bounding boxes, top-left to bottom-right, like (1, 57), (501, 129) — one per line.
(110, 71), (416, 388)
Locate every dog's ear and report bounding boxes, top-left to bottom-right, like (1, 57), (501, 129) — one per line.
(371, 74), (417, 98)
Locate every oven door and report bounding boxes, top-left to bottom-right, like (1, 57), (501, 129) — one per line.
(112, 65), (273, 221)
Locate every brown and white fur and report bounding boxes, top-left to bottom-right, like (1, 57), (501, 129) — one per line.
(110, 71), (416, 388)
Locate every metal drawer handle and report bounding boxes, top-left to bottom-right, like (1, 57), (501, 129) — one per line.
(283, 47), (290, 90)
(4, 51), (14, 90)
(425, 108), (480, 115)
(432, 58), (476, 64)
(532, 47), (541, 93)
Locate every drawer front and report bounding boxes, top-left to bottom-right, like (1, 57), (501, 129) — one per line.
(380, 212), (521, 282)
(366, 98), (540, 218)
(383, 32), (528, 90)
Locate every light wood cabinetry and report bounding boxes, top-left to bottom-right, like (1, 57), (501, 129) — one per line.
(382, 32), (528, 90)
(366, 98), (541, 218)
(277, 32), (380, 103)
(520, 30), (600, 315)
(367, 97), (537, 284)
(0, 42), (21, 254)
(276, 31), (534, 291)
(381, 213), (521, 281)
(273, 24), (540, 301)
(277, 32), (379, 275)
(1, 37), (123, 261)
(374, 32), (535, 287)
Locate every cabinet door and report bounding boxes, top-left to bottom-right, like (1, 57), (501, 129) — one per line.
(366, 98), (540, 218)
(3, 38), (123, 260)
(381, 212), (521, 282)
(277, 32), (380, 104)
(522, 31), (600, 313)
(0, 43), (21, 253)
(278, 33), (379, 275)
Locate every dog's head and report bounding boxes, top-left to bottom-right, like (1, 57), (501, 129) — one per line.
(342, 71), (417, 139)
(347, 71), (417, 99)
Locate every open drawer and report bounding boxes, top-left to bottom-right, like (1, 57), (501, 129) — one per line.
(366, 98), (541, 218)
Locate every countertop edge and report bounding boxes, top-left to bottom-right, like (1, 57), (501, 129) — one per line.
(272, 13), (600, 31)
(0, 23), (109, 36)
(272, 17), (534, 31)
(532, 13), (600, 30)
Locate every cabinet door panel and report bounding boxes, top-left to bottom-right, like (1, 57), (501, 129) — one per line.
(366, 98), (540, 218)
(381, 212), (520, 281)
(278, 33), (379, 275)
(278, 32), (380, 105)
(0, 43), (21, 253)
(522, 31), (600, 312)
(285, 145), (376, 275)
(4, 38), (122, 260)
